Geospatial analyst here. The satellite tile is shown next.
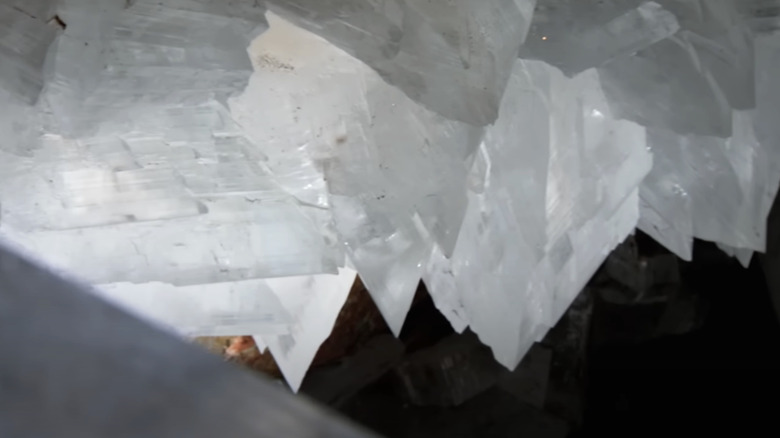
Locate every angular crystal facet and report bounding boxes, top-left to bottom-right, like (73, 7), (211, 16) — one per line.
(598, 35), (733, 138)
(258, 268), (357, 392)
(520, 1), (679, 76)
(0, 1), (58, 103)
(2, 0), (780, 393)
(236, 13), (482, 336)
(266, 0), (537, 126)
(95, 280), (293, 337)
(424, 60), (651, 369)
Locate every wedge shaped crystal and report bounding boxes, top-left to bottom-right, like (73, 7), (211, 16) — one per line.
(424, 61), (650, 370)
(657, 0), (756, 109)
(95, 280), (293, 337)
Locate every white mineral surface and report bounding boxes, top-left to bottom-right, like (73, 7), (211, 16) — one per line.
(1, 0), (778, 390)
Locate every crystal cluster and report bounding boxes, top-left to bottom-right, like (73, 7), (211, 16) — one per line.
(1, 0), (778, 390)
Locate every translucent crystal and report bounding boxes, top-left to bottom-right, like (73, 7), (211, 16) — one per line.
(0, 0), (58, 103)
(257, 268), (357, 392)
(44, 0), (266, 135)
(639, 113), (768, 255)
(638, 163), (694, 261)
(717, 243), (754, 268)
(237, 12), (482, 335)
(8, 0), (57, 20)
(424, 60), (650, 369)
(1, 0), (352, 288)
(519, 1), (679, 76)
(657, 0), (756, 109)
(1, 104), (340, 285)
(754, 31), (780, 231)
(266, 0), (537, 126)
(2, 0), (780, 397)
(95, 280), (293, 337)
(598, 35), (733, 138)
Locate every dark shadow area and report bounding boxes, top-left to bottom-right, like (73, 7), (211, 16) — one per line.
(300, 237), (780, 437)
(584, 241), (780, 435)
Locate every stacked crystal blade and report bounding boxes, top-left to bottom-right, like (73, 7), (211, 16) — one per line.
(1, 0), (778, 390)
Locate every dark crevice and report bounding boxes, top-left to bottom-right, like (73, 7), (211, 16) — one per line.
(47, 15), (67, 31)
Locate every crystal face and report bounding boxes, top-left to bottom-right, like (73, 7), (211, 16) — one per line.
(1, 0), (779, 390)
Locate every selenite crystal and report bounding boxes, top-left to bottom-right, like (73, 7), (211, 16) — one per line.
(1, 0), (779, 391)
(266, 0), (537, 126)
(423, 60), (650, 369)
(0, 0), (58, 103)
(519, 1), (679, 76)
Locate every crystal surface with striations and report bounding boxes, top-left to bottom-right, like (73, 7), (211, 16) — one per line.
(519, 1), (679, 76)
(266, 0), (537, 126)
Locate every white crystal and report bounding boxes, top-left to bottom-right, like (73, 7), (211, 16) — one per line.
(639, 112), (768, 256)
(657, 0), (756, 109)
(0, 0), (58, 103)
(95, 280), (292, 337)
(598, 35), (733, 138)
(3, 0), (780, 398)
(235, 12), (481, 336)
(258, 267), (357, 392)
(717, 243), (754, 268)
(520, 1), (679, 76)
(424, 60), (651, 369)
(266, 0), (537, 126)
(0, 104), (341, 285)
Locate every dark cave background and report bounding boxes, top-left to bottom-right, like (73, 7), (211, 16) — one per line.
(295, 234), (780, 437)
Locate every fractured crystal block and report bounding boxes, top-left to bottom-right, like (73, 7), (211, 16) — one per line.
(257, 267), (357, 392)
(599, 36), (733, 138)
(236, 12), (483, 335)
(0, 1), (59, 103)
(657, 0), (756, 109)
(95, 280), (293, 337)
(520, 1), (679, 76)
(424, 60), (650, 369)
(44, 0), (266, 135)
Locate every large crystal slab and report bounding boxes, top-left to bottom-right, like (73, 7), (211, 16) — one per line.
(95, 280), (292, 337)
(639, 112), (768, 255)
(44, 0), (267, 135)
(2, 4), (346, 286)
(598, 35), (733, 138)
(754, 31), (780, 232)
(638, 161), (694, 261)
(9, 0), (57, 20)
(234, 13), (482, 335)
(1, 102), (341, 285)
(266, 0), (536, 126)
(657, 0), (756, 110)
(0, 0), (58, 103)
(519, 1), (679, 76)
(424, 60), (651, 369)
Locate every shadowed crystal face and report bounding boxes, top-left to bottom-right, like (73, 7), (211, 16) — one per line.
(0, 0), (778, 391)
